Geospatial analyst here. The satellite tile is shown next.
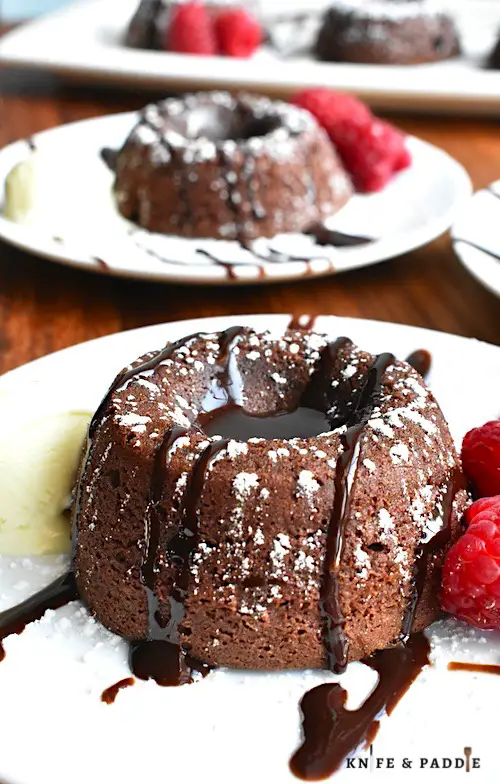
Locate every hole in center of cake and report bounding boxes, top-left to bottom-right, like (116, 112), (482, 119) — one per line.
(171, 105), (283, 143)
(199, 405), (331, 441)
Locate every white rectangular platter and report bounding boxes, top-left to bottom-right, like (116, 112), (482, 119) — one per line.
(2, 0), (500, 114)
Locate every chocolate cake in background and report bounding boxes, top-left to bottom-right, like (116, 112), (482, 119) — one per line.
(74, 326), (467, 672)
(316, 0), (461, 65)
(125, 0), (166, 50)
(113, 92), (352, 242)
(489, 34), (500, 70)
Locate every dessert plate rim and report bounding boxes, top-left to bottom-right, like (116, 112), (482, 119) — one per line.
(0, 314), (500, 784)
(451, 180), (500, 300)
(0, 109), (472, 286)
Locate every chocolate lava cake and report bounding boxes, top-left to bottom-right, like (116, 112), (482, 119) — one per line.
(113, 92), (352, 242)
(316, 0), (461, 65)
(73, 326), (467, 673)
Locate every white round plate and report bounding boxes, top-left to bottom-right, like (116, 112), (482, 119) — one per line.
(0, 112), (471, 286)
(452, 181), (500, 300)
(0, 314), (499, 784)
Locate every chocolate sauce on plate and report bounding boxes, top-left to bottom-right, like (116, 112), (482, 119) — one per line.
(129, 226), (371, 281)
(405, 349), (432, 379)
(448, 661), (500, 675)
(0, 572), (77, 662)
(305, 223), (373, 248)
(101, 677), (135, 704)
(290, 633), (430, 781)
(100, 147), (118, 172)
(453, 238), (500, 264)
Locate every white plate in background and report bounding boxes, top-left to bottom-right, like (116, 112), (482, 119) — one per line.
(0, 313), (500, 784)
(1, 0), (500, 113)
(452, 181), (500, 300)
(0, 111), (472, 285)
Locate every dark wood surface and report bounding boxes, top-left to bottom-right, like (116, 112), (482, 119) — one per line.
(0, 26), (499, 375)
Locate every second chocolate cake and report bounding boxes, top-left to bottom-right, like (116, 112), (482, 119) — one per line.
(113, 92), (352, 243)
(316, 0), (461, 65)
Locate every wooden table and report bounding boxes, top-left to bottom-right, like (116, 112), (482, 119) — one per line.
(0, 41), (499, 376)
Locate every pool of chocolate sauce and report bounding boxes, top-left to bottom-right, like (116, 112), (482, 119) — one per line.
(201, 405), (331, 441)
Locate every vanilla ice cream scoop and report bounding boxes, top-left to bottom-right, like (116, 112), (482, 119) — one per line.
(3, 148), (116, 238)
(0, 411), (91, 556)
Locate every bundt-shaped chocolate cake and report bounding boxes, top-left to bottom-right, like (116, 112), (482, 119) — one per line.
(316, 0), (461, 65)
(113, 92), (352, 242)
(73, 326), (467, 681)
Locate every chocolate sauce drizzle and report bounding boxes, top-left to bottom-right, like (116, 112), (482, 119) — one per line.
(0, 572), (78, 662)
(101, 677), (135, 704)
(318, 345), (396, 672)
(405, 349), (432, 379)
(128, 222), (373, 280)
(70, 331), (214, 688)
(448, 661), (500, 675)
(131, 326), (246, 686)
(290, 633), (430, 781)
(305, 223), (373, 248)
(72, 332), (206, 542)
(289, 341), (462, 778)
(453, 238), (500, 264)
(100, 147), (118, 171)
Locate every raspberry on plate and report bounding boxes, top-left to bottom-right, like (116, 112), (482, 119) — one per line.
(462, 420), (500, 498)
(165, 1), (217, 55)
(292, 88), (412, 193)
(293, 88), (372, 140)
(214, 8), (262, 58)
(341, 119), (409, 192)
(441, 495), (500, 629)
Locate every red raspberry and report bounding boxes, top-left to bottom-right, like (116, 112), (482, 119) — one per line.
(441, 495), (500, 629)
(214, 8), (262, 58)
(393, 144), (412, 172)
(293, 88), (372, 150)
(462, 420), (500, 498)
(165, 2), (217, 56)
(292, 89), (412, 192)
(340, 118), (410, 192)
